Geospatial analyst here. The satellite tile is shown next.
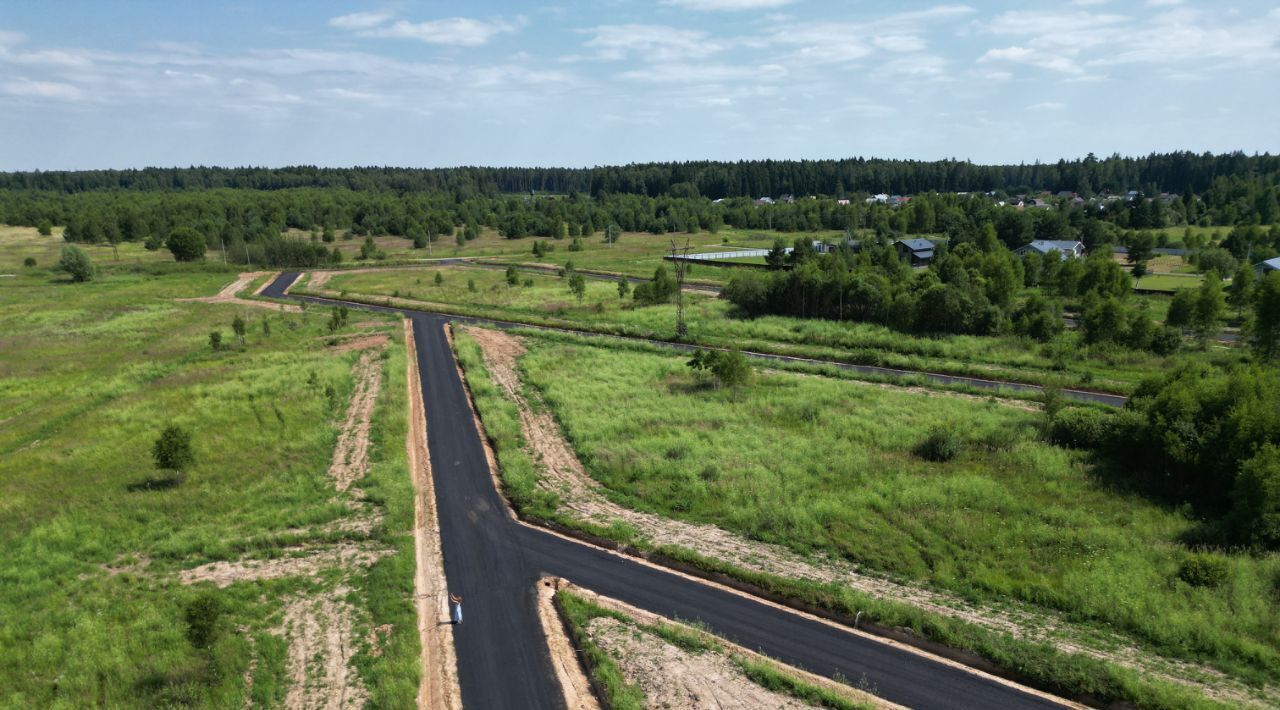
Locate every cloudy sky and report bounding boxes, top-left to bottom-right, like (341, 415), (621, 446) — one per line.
(0, 1), (1277, 170)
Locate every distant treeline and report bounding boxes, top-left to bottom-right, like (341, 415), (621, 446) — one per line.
(1, 151), (1276, 198)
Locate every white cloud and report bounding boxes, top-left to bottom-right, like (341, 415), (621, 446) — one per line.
(359, 17), (523, 46)
(581, 24), (724, 61)
(0, 29), (28, 48)
(329, 11), (395, 31)
(872, 34), (925, 52)
(881, 54), (949, 78)
(619, 62), (786, 83)
(319, 87), (380, 101)
(661, 0), (795, 10)
(4, 77), (84, 100)
(1146, 0), (1182, 6)
(979, 5), (1280, 76)
(770, 6), (974, 68)
(1026, 101), (1066, 111)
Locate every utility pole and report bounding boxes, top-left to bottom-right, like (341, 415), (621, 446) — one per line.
(669, 237), (692, 339)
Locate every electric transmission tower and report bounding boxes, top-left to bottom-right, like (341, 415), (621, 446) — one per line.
(669, 238), (692, 339)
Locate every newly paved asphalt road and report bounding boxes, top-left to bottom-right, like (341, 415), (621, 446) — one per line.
(263, 272), (1073, 709)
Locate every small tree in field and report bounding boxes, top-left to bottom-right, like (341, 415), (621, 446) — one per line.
(434, 272), (444, 287)
(231, 315), (246, 345)
(506, 266), (519, 286)
(617, 279), (630, 299)
(688, 349), (752, 398)
(568, 273), (586, 301)
(59, 245), (94, 282)
(167, 227), (207, 262)
(153, 425), (195, 484)
(37, 219), (52, 236)
(209, 331), (222, 351)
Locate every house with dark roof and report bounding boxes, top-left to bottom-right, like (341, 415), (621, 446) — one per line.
(1014, 240), (1085, 260)
(1255, 257), (1280, 277)
(894, 238), (935, 266)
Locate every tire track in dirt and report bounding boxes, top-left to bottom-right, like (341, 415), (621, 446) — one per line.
(462, 325), (1271, 709)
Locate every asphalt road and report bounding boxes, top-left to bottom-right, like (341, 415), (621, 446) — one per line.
(263, 272), (1074, 709)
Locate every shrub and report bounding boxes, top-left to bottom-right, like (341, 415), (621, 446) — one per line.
(183, 592), (222, 649)
(1047, 407), (1112, 450)
(1178, 553), (1229, 588)
(58, 245), (94, 282)
(36, 219), (53, 236)
(143, 234), (163, 251)
(22, 257), (36, 268)
(915, 427), (962, 462)
(1149, 325), (1183, 355)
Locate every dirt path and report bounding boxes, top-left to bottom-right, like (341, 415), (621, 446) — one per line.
(462, 326), (1271, 708)
(403, 319), (463, 710)
(278, 587), (368, 710)
(178, 270), (301, 312)
(536, 578), (601, 710)
(331, 349), (382, 494)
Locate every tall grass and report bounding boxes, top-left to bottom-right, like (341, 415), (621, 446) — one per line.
(0, 268), (417, 706)
(513, 338), (1280, 693)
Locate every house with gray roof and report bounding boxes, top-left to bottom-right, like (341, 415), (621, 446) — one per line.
(1014, 240), (1085, 260)
(894, 238), (935, 266)
(1254, 257), (1280, 277)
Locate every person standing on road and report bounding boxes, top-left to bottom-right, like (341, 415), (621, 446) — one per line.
(450, 594), (463, 625)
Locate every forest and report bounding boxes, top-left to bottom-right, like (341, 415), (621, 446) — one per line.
(0, 151), (1276, 198)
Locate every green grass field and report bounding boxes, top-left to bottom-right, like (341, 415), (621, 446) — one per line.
(312, 265), (1206, 393)
(0, 224), (176, 272)
(0, 261), (418, 706)
(1136, 273), (1206, 291)
(513, 337), (1280, 692)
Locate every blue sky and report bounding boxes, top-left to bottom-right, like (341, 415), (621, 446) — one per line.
(0, 1), (1276, 170)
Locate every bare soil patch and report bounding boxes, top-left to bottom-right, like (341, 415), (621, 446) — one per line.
(590, 615), (820, 709)
(178, 543), (390, 589)
(463, 326), (1269, 708)
(329, 334), (390, 353)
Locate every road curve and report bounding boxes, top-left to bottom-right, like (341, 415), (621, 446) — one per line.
(263, 271), (1075, 709)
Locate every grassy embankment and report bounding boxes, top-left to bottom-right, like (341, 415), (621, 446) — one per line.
(311, 265), (1225, 394)
(0, 253), (418, 706)
(452, 328), (1271, 709)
